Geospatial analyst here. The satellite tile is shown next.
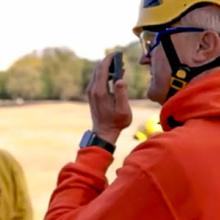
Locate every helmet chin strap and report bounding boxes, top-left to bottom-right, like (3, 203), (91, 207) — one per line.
(161, 34), (220, 100)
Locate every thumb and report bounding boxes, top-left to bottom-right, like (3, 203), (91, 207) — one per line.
(114, 80), (130, 110)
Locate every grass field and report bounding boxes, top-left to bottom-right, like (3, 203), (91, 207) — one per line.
(0, 101), (160, 220)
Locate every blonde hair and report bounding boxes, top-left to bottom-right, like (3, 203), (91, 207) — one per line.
(178, 5), (220, 32)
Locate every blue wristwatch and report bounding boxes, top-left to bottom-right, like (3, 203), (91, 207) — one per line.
(79, 130), (115, 154)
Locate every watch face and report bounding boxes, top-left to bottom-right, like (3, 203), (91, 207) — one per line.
(79, 130), (94, 147)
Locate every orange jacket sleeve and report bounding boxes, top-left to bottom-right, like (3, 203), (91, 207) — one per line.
(44, 146), (174, 220)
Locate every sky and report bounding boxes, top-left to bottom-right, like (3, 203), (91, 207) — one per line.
(0, 0), (140, 71)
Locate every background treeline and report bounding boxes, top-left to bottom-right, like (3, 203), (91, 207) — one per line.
(0, 42), (150, 100)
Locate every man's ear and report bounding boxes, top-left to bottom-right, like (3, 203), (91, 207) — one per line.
(193, 31), (220, 63)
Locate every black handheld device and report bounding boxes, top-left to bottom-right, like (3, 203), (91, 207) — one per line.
(108, 51), (123, 93)
(109, 51), (123, 82)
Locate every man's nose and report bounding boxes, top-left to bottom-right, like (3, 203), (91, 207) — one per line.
(139, 54), (151, 65)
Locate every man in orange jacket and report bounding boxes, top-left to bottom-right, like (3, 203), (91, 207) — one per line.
(45, 1), (220, 219)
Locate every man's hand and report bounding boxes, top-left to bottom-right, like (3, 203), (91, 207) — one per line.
(86, 53), (132, 145)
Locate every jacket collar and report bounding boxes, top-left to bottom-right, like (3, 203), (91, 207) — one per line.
(160, 69), (220, 131)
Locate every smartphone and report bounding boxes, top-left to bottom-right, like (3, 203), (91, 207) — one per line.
(108, 51), (123, 93)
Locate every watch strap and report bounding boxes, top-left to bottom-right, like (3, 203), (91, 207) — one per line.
(91, 135), (115, 154)
(79, 130), (115, 154)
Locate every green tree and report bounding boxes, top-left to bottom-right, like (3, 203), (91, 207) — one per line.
(6, 67), (43, 100)
(124, 42), (150, 98)
(41, 47), (84, 100)
(80, 59), (96, 94)
(0, 71), (9, 99)
(6, 53), (44, 100)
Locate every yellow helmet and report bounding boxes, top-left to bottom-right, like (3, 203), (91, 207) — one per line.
(133, 0), (220, 36)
